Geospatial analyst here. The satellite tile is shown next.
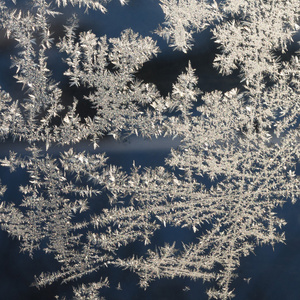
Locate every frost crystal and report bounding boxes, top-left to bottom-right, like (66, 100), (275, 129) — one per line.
(0, 0), (299, 299)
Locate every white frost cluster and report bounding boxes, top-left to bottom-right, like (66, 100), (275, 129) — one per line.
(0, 0), (299, 299)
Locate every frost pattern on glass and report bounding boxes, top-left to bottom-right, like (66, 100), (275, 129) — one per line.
(0, 0), (299, 299)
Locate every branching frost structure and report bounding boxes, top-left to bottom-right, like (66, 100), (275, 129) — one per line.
(0, 0), (299, 299)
